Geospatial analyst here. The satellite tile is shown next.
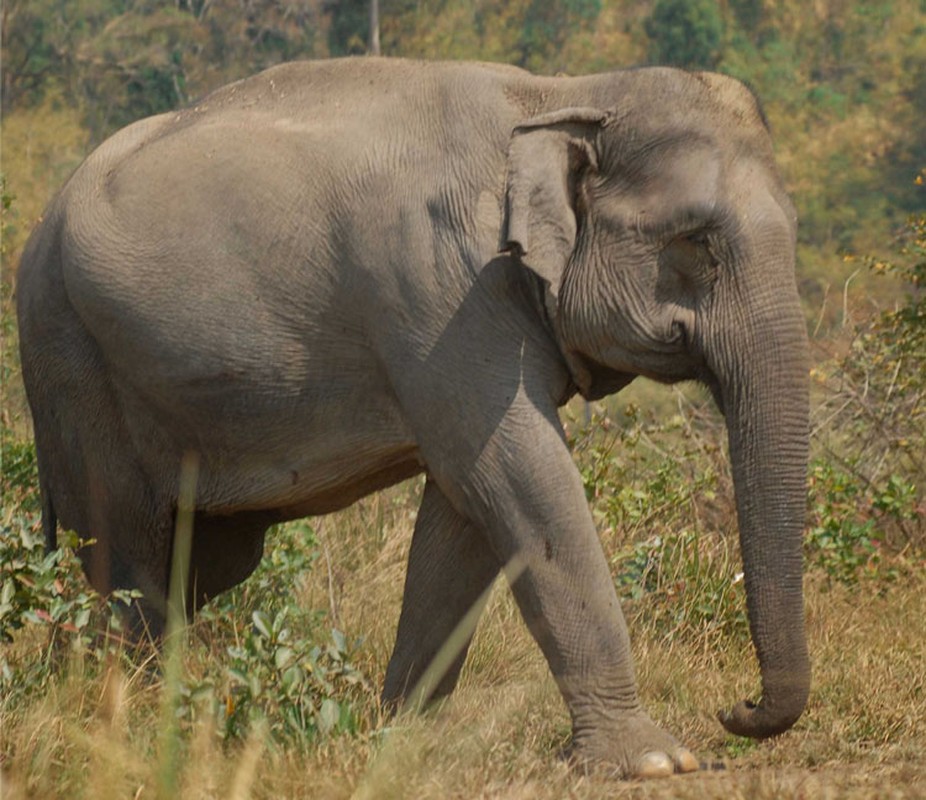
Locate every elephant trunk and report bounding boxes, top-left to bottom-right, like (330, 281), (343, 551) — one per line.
(713, 297), (811, 739)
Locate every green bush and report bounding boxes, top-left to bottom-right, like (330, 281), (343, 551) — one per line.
(0, 454), (369, 746)
(805, 461), (919, 584)
(644, 0), (724, 69)
(0, 519), (141, 708)
(811, 195), (925, 566)
(568, 399), (748, 643)
(193, 520), (372, 745)
(219, 611), (367, 743)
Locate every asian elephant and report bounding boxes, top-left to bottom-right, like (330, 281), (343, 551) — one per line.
(16, 58), (810, 779)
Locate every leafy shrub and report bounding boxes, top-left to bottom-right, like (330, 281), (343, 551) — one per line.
(644, 0), (724, 69)
(805, 461), (920, 584)
(811, 196), (926, 568)
(568, 399), (748, 643)
(191, 520), (372, 746)
(1, 433), (136, 668)
(0, 520), (140, 707)
(220, 610), (366, 743)
(1, 432), (40, 513)
(201, 520), (319, 623)
(0, 445), (369, 745)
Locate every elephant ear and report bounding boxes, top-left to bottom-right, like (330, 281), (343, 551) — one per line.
(501, 107), (610, 297)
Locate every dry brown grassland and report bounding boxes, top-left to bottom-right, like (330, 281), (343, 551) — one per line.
(2, 382), (925, 799)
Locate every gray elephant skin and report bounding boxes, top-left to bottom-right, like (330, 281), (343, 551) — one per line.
(16, 58), (810, 778)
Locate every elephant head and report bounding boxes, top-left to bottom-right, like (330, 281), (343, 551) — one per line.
(503, 71), (810, 739)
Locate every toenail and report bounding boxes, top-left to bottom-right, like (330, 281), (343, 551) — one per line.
(636, 751), (674, 778)
(674, 749), (699, 773)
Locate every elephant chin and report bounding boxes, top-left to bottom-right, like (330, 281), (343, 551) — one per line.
(565, 351), (638, 401)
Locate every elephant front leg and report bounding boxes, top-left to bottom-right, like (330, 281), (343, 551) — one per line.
(419, 411), (700, 779)
(383, 479), (501, 709)
(494, 492), (699, 778)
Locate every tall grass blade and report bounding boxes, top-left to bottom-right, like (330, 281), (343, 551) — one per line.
(400, 552), (527, 715)
(353, 553), (527, 800)
(155, 451), (199, 800)
(228, 720), (267, 800)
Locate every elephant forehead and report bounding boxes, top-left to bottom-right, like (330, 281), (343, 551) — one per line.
(599, 142), (723, 234)
(635, 144), (722, 214)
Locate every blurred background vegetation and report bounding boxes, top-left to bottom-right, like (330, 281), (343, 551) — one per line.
(1, 0), (923, 307)
(2, 0), (924, 293)
(1, 4), (924, 793)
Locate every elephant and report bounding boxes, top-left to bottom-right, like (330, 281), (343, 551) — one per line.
(16, 57), (810, 779)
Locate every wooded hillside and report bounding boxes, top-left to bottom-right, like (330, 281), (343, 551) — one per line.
(2, 0), (924, 321)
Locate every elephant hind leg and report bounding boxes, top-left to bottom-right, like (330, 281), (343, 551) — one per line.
(20, 281), (176, 638)
(186, 511), (274, 613)
(74, 492), (175, 642)
(383, 479), (500, 710)
(82, 508), (272, 640)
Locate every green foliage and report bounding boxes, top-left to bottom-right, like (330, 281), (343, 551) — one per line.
(518, 0), (602, 71)
(0, 175), (15, 257)
(0, 519), (139, 669)
(182, 520), (371, 745)
(805, 462), (918, 584)
(216, 611), (366, 743)
(77, 8), (195, 139)
(813, 200), (926, 534)
(568, 399), (749, 644)
(808, 196), (925, 581)
(727, 0), (763, 35)
(325, 0), (375, 56)
(1, 432), (39, 513)
(0, 445), (369, 746)
(1, 0), (69, 112)
(871, 201), (926, 364)
(0, 433), (137, 667)
(202, 521), (319, 621)
(644, 0), (724, 69)
(1, 0), (326, 144)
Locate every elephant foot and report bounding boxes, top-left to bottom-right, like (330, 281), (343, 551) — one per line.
(569, 711), (699, 779)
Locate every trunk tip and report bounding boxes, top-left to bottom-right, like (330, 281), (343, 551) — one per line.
(718, 696), (805, 740)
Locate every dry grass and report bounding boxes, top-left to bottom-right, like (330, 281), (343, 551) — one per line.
(2, 477), (924, 800)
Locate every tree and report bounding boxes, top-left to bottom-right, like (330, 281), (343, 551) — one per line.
(518, 0), (601, 72)
(644, 0), (723, 69)
(324, 0), (372, 55)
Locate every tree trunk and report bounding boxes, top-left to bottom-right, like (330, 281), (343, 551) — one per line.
(369, 0), (381, 55)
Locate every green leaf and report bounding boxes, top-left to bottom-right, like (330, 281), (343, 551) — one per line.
(252, 610), (272, 640)
(74, 607), (91, 629)
(318, 698), (340, 735)
(274, 646), (294, 670)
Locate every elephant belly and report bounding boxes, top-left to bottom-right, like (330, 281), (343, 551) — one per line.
(186, 415), (422, 518)
(111, 356), (423, 517)
(203, 398), (421, 516)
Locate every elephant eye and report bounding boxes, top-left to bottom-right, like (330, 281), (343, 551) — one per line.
(661, 229), (719, 293)
(683, 229), (711, 247)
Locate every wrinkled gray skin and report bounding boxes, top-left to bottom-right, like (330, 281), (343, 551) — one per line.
(17, 58), (810, 778)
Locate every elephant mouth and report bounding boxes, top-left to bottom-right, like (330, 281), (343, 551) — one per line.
(567, 349), (714, 404)
(566, 351), (637, 401)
